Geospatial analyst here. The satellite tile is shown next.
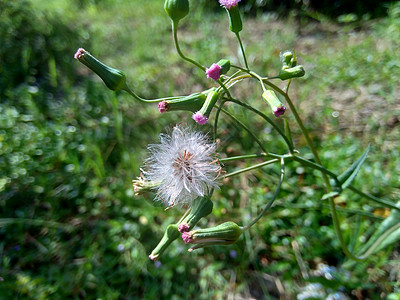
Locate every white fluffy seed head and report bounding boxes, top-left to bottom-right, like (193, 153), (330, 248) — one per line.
(142, 125), (221, 207)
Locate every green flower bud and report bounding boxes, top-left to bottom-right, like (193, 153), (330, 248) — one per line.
(178, 196), (213, 233)
(278, 65), (305, 81)
(227, 5), (242, 33)
(216, 59), (231, 75)
(192, 89), (220, 125)
(262, 90), (286, 117)
(280, 50), (297, 69)
(149, 224), (180, 261)
(164, 0), (189, 23)
(158, 91), (209, 114)
(74, 48), (127, 91)
(182, 221), (243, 251)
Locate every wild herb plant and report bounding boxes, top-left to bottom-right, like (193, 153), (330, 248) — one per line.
(75, 0), (400, 262)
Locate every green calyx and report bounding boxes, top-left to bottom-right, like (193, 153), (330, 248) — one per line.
(198, 88), (220, 118)
(188, 221), (243, 251)
(216, 59), (231, 75)
(164, 0), (189, 23)
(280, 50), (297, 69)
(262, 90), (283, 109)
(149, 224), (180, 261)
(227, 5), (242, 33)
(181, 196), (213, 230)
(278, 65), (305, 80)
(75, 49), (127, 91)
(160, 90), (209, 113)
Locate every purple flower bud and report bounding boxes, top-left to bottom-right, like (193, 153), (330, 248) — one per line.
(192, 112), (208, 125)
(158, 100), (169, 113)
(206, 63), (222, 81)
(219, 0), (241, 9)
(182, 231), (194, 244)
(178, 223), (190, 233)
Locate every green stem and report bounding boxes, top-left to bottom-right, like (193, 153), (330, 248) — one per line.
(263, 80), (331, 188)
(219, 153), (268, 163)
(221, 158), (279, 180)
(235, 32), (249, 70)
(124, 85), (183, 103)
(226, 97), (294, 152)
(219, 107), (268, 154)
(243, 158), (285, 231)
(172, 21), (205, 71)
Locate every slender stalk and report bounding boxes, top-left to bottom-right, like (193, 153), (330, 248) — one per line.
(213, 98), (227, 141)
(242, 158), (285, 231)
(235, 32), (249, 70)
(219, 153), (268, 163)
(221, 159), (279, 180)
(124, 85), (183, 103)
(219, 107), (269, 154)
(262, 80), (331, 189)
(172, 21), (205, 71)
(226, 97), (294, 152)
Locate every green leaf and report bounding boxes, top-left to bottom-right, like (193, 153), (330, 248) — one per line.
(338, 144), (371, 189)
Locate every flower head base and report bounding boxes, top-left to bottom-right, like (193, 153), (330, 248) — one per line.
(192, 112), (208, 125)
(192, 89), (219, 125)
(141, 125), (221, 207)
(206, 63), (222, 81)
(219, 0), (241, 9)
(262, 90), (286, 118)
(157, 91), (208, 114)
(182, 221), (243, 252)
(74, 48), (127, 91)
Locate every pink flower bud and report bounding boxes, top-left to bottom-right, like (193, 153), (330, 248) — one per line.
(192, 112), (208, 125)
(178, 223), (190, 233)
(158, 100), (169, 113)
(219, 0), (241, 9)
(206, 63), (222, 81)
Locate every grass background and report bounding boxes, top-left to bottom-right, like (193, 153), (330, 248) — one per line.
(0, 0), (399, 298)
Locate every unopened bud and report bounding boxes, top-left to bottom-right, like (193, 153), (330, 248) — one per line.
(192, 89), (219, 125)
(280, 50), (296, 69)
(278, 65), (305, 81)
(158, 91), (208, 114)
(262, 90), (286, 117)
(216, 59), (231, 75)
(149, 224), (180, 261)
(74, 48), (127, 91)
(182, 221), (243, 251)
(164, 0), (189, 23)
(178, 196), (213, 233)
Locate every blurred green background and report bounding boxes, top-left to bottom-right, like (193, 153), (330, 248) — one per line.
(1, 0), (400, 299)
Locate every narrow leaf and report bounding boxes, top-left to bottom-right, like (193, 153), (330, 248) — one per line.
(338, 144), (371, 189)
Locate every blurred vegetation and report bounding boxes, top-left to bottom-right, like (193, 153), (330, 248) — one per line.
(0, 0), (399, 299)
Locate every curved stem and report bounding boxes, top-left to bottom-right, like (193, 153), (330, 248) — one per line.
(124, 86), (182, 103)
(226, 97), (294, 152)
(262, 80), (331, 189)
(172, 21), (205, 71)
(243, 157), (285, 231)
(219, 107), (268, 154)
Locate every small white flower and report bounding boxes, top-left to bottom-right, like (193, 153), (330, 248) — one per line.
(140, 125), (221, 207)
